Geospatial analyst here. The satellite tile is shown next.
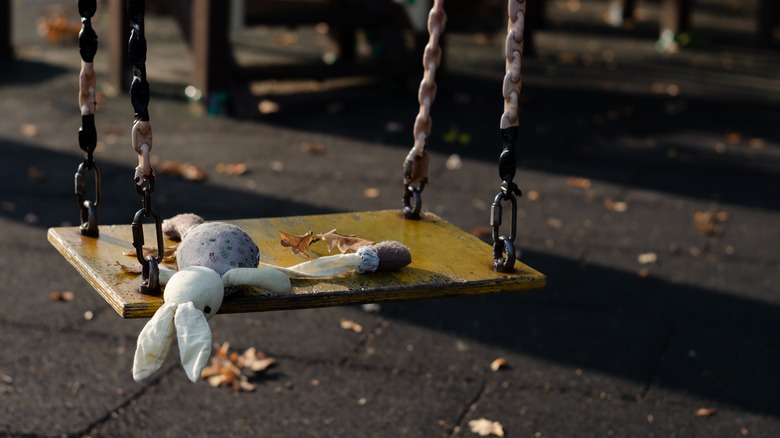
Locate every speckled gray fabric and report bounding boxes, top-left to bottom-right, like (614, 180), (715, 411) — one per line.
(176, 222), (260, 276)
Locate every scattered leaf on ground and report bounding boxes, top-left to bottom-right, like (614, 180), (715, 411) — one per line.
(547, 217), (563, 229)
(724, 132), (742, 145)
(445, 154), (463, 170)
(279, 230), (318, 258)
(300, 142), (326, 155)
(363, 188), (381, 199)
(741, 427), (750, 436)
(258, 99), (280, 114)
(27, 167), (47, 183)
(317, 229), (373, 253)
(693, 210), (728, 236)
(471, 225), (492, 239)
(201, 342), (276, 392)
(158, 160), (208, 182)
(566, 177), (592, 190)
(215, 162), (248, 175)
(695, 407), (716, 417)
(340, 319), (363, 333)
(49, 291), (75, 301)
(490, 357), (507, 372)
(526, 190), (542, 201)
(638, 252), (658, 265)
(604, 198), (628, 212)
(21, 123), (38, 137)
(0, 371), (12, 384)
(468, 418), (505, 437)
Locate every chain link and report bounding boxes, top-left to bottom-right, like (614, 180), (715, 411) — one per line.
(75, 0), (101, 237)
(127, 0), (163, 295)
(491, 0), (527, 272)
(403, 0), (446, 219)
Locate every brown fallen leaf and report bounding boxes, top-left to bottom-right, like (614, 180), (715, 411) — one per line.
(49, 291), (75, 301)
(300, 142), (326, 155)
(122, 246), (178, 263)
(116, 261), (143, 275)
(21, 123), (38, 137)
(340, 319), (363, 333)
(490, 357), (507, 372)
(471, 225), (492, 239)
(566, 177), (592, 190)
(279, 230), (318, 258)
(363, 188), (381, 199)
(695, 407), (716, 417)
(158, 160), (208, 182)
(468, 418), (505, 437)
(317, 229), (374, 253)
(693, 210), (728, 236)
(637, 252), (658, 265)
(604, 197), (628, 212)
(201, 342), (276, 392)
(215, 162), (249, 176)
(27, 167), (47, 183)
(526, 190), (542, 201)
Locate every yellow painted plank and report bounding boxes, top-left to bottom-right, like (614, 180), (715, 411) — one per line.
(48, 210), (546, 318)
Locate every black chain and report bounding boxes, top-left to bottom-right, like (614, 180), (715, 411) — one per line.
(74, 0), (101, 237)
(127, 0), (163, 295)
(490, 126), (523, 272)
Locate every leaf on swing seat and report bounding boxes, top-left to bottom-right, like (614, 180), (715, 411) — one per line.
(121, 246), (178, 263)
(279, 230), (319, 258)
(317, 229), (374, 253)
(115, 261), (142, 275)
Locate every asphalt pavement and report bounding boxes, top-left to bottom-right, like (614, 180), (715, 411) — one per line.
(1, 0), (779, 437)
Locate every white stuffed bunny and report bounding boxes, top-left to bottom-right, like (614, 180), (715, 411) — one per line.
(132, 214), (291, 383)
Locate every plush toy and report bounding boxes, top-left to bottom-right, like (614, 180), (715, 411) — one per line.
(132, 214), (412, 383)
(132, 214), (292, 383)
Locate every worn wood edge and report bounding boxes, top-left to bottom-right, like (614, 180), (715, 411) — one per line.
(47, 227), (131, 318)
(49, 210), (547, 319)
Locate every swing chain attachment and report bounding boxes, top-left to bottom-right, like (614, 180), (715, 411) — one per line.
(132, 177), (164, 295)
(402, 150), (429, 219)
(491, 127), (523, 273)
(75, 160), (102, 237)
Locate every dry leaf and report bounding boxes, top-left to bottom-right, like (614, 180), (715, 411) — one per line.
(468, 418), (505, 437)
(566, 177), (592, 190)
(27, 167), (47, 183)
(279, 230), (318, 258)
(693, 210), (728, 236)
(638, 252), (658, 265)
(158, 160), (208, 182)
(340, 319), (363, 333)
(445, 154), (463, 170)
(471, 225), (492, 239)
(526, 190), (542, 201)
(21, 123), (38, 137)
(215, 162), (249, 175)
(363, 188), (381, 199)
(317, 229), (374, 253)
(115, 261), (143, 275)
(604, 198), (628, 212)
(122, 246), (177, 263)
(201, 343), (276, 392)
(490, 357), (507, 372)
(0, 371), (12, 384)
(49, 291), (75, 301)
(695, 407), (716, 417)
(258, 99), (280, 114)
(300, 142), (326, 155)
(547, 217), (563, 229)
(741, 427), (750, 436)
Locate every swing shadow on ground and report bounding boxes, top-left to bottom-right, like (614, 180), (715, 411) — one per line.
(369, 245), (780, 419)
(0, 138), (337, 229)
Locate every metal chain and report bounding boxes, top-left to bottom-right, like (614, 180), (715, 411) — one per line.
(127, 0), (163, 295)
(491, 0), (526, 272)
(74, 0), (101, 237)
(403, 0), (446, 220)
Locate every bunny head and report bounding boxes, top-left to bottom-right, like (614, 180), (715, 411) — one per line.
(133, 266), (224, 383)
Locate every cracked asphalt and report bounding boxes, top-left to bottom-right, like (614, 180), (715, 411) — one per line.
(1, 0), (779, 436)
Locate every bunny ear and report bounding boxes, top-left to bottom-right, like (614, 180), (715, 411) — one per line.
(174, 301), (213, 383)
(133, 303), (177, 381)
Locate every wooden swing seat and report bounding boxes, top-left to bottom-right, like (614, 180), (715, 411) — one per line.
(47, 210), (546, 318)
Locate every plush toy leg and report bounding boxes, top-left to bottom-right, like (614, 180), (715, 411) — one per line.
(221, 268), (292, 293)
(257, 252), (373, 278)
